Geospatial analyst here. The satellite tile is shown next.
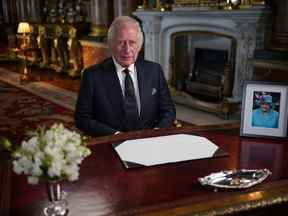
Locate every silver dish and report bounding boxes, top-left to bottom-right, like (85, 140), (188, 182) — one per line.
(199, 169), (271, 189)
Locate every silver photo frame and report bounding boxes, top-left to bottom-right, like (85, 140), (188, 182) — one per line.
(240, 81), (288, 138)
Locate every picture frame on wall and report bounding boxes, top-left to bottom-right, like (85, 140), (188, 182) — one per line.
(240, 81), (288, 138)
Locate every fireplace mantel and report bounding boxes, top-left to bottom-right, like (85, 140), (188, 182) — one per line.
(134, 8), (270, 100)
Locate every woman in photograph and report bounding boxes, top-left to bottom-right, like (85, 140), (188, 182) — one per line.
(252, 94), (279, 128)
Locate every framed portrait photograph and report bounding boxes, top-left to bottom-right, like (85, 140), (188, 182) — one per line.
(240, 81), (288, 138)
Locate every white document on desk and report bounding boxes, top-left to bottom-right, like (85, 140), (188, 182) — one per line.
(114, 134), (220, 167)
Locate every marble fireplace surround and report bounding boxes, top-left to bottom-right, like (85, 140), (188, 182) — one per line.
(134, 8), (270, 101)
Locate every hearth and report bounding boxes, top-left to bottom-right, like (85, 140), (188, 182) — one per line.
(185, 48), (229, 101)
(171, 31), (235, 99)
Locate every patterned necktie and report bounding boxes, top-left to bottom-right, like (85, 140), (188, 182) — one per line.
(123, 68), (139, 130)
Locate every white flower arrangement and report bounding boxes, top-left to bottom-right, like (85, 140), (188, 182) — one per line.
(11, 123), (91, 184)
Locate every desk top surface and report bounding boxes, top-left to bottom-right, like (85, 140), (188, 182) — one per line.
(4, 126), (288, 216)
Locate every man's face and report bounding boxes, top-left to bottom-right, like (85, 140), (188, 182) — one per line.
(111, 25), (141, 68)
(260, 103), (271, 112)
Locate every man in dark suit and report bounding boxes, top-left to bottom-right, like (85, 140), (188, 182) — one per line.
(75, 16), (176, 137)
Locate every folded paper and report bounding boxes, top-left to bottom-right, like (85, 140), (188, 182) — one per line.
(114, 134), (222, 168)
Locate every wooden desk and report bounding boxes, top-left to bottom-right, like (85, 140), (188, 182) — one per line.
(2, 126), (288, 216)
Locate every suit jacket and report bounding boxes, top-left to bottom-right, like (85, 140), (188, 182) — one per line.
(74, 57), (176, 136)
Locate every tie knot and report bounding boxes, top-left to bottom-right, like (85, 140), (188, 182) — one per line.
(123, 68), (130, 74)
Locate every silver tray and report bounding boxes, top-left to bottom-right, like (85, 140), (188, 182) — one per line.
(199, 169), (271, 189)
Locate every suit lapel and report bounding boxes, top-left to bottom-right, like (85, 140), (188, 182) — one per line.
(102, 58), (125, 119)
(136, 60), (147, 119)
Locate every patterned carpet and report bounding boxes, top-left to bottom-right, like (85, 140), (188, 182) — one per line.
(0, 66), (77, 110)
(0, 64), (78, 144)
(0, 80), (75, 144)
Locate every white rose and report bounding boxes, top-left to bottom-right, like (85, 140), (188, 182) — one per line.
(44, 131), (54, 144)
(12, 123), (91, 184)
(13, 160), (24, 175)
(17, 156), (33, 175)
(28, 176), (39, 184)
(33, 152), (44, 166)
(48, 159), (63, 178)
(31, 164), (43, 176)
(64, 164), (79, 181)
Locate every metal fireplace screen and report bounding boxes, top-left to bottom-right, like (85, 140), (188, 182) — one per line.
(185, 48), (228, 101)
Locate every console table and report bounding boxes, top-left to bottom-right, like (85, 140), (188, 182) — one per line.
(1, 126), (288, 216)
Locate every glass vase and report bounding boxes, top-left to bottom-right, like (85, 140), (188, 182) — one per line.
(43, 181), (68, 216)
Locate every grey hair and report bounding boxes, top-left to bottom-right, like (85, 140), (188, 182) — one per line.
(107, 16), (143, 49)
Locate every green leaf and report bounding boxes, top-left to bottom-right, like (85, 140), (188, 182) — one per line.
(0, 137), (12, 151)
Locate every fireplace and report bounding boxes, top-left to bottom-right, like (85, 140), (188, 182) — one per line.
(134, 7), (270, 116)
(171, 32), (236, 100)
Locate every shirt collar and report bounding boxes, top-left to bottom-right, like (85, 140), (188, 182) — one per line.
(112, 57), (135, 74)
